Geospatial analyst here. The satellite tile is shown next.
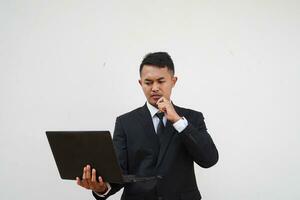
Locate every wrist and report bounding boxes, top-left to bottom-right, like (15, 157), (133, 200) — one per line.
(170, 115), (181, 123)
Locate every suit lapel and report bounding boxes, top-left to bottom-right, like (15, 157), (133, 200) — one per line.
(137, 104), (160, 144)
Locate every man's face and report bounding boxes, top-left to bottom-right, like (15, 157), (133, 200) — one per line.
(139, 65), (177, 107)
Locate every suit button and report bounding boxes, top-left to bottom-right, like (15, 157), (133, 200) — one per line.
(157, 197), (163, 200)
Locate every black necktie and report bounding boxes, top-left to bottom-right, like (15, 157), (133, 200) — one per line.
(155, 112), (165, 137)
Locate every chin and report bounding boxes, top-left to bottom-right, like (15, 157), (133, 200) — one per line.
(148, 100), (157, 107)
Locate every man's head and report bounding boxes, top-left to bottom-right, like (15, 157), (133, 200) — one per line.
(139, 52), (177, 107)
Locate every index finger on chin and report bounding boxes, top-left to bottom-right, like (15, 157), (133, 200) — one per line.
(156, 97), (164, 104)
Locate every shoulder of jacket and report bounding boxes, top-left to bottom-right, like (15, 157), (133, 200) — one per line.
(174, 105), (203, 116)
(116, 106), (144, 120)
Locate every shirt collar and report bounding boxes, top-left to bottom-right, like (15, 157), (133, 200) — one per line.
(146, 101), (160, 118)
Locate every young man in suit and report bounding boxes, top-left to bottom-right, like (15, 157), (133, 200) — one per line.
(77, 52), (219, 200)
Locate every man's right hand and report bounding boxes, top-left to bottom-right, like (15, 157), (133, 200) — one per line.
(76, 164), (108, 194)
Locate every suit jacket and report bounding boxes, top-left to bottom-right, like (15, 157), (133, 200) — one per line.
(93, 104), (218, 200)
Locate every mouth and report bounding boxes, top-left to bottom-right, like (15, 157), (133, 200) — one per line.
(151, 94), (162, 101)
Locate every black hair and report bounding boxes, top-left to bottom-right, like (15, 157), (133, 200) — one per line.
(139, 52), (175, 75)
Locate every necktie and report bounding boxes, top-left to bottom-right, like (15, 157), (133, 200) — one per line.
(155, 112), (165, 137)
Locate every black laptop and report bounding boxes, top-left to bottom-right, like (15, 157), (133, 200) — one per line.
(46, 131), (161, 184)
(46, 131), (124, 183)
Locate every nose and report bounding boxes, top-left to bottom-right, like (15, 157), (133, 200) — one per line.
(151, 82), (159, 92)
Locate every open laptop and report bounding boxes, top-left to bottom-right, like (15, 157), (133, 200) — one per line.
(46, 131), (161, 184)
(46, 131), (124, 183)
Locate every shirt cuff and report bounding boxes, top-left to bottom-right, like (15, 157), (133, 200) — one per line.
(94, 182), (111, 197)
(173, 117), (188, 133)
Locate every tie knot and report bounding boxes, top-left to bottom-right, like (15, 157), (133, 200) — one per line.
(155, 112), (164, 120)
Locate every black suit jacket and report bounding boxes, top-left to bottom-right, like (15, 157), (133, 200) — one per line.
(93, 104), (218, 200)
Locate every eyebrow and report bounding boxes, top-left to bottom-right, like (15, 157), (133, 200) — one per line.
(144, 77), (165, 82)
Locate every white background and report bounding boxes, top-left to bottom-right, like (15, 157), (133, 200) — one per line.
(1, 0), (299, 199)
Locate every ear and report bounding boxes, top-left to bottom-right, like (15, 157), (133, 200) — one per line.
(172, 76), (178, 87)
(138, 79), (142, 86)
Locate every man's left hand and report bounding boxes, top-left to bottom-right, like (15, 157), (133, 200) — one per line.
(156, 97), (181, 123)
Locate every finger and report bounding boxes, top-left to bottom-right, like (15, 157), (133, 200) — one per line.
(91, 168), (96, 182)
(88, 169), (97, 190)
(156, 97), (164, 104)
(85, 165), (92, 188)
(82, 167), (89, 188)
(86, 165), (93, 188)
(157, 99), (164, 107)
(76, 177), (81, 186)
(86, 165), (91, 180)
(82, 167), (86, 179)
(157, 97), (170, 108)
(162, 97), (169, 103)
(76, 177), (87, 188)
(157, 103), (167, 113)
(98, 176), (105, 186)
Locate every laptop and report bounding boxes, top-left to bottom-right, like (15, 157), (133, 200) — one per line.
(46, 131), (161, 184)
(46, 131), (124, 183)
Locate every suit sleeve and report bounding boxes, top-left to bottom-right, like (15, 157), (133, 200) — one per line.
(179, 112), (219, 168)
(92, 117), (127, 199)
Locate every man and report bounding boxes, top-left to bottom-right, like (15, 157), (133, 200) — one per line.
(77, 52), (219, 200)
